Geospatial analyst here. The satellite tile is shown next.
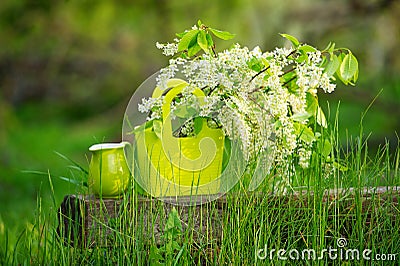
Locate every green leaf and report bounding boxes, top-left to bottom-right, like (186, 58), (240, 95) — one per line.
(247, 57), (264, 72)
(350, 53), (359, 83)
(187, 34), (202, 57)
(299, 44), (317, 53)
(180, 53), (188, 59)
(292, 112), (312, 122)
(324, 54), (340, 77)
(209, 28), (235, 40)
(296, 53), (308, 64)
(206, 32), (214, 48)
(187, 45), (201, 57)
(353, 64), (359, 83)
(305, 92), (318, 115)
(165, 207), (182, 232)
(294, 123), (315, 143)
(274, 120), (283, 130)
(149, 246), (164, 265)
(295, 45), (318, 64)
(335, 52), (346, 83)
(318, 138), (332, 158)
(280, 33), (300, 47)
(300, 126), (315, 143)
(339, 53), (358, 85)
(176, 31), (186, 38)
(261, 58), (270, 68)
(193, 117), (204, 135)
(316, 106), (327, 128)
(171, 241), (181, 251)
(197, 30), (209, 53)
(177, 29), (199, 52)
(197, 19), (202, 27)
(333, 161), (348, 171)
(323, 42), (336, 57)
(282, 72), (297, 92)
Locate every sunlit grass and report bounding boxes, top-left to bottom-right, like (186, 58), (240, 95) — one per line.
(1, 108), (399, 265)
(0, 106), (118, 231)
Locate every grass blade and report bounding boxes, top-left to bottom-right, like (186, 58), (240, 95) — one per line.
(54, 151), (88, 175)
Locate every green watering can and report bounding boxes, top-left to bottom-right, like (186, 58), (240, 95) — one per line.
(134, 79), (225, 197)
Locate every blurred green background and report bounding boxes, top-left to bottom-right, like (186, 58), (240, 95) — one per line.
(0, 0), (399, 230)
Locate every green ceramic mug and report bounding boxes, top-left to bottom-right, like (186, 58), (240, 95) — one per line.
(88, 142), (131, 198)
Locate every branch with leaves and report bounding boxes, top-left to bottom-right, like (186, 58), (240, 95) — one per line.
(176, 20), (235, 58)
(140, 20), (359, 171)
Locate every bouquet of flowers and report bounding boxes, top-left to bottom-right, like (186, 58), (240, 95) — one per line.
(138, 20), (358, 172)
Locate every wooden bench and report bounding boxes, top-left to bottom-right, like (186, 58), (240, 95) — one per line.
(57, 186), (399, 247)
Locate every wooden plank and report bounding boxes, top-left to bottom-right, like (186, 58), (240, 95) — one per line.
(57, 186), (400, 247)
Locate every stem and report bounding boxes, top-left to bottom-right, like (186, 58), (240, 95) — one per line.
(248, 95), (268, 113)
(249, 86), (266, 94)
(161, 86), (175, 96)
(250, 50), (297, 82)
(206, 84), (221, 96)
(211, 45), (217, 58)
(279, 67), (296, 77)
(250, 66), (270, 82)
(283, 76), (296, 87)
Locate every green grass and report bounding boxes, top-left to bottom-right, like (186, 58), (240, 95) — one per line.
(0, 103), (119, 238)
(0, 111), (399, 265)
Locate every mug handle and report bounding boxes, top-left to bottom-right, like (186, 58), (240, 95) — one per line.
(121, 141), (132, 175)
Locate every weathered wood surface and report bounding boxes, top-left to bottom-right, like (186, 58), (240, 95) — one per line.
(57, 194), (225, 247)
(57, 186), (400, 247)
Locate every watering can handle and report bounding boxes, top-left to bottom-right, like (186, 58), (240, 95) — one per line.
(153, 79), (217, 171)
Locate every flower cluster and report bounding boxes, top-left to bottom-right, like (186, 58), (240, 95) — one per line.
(155, 41), (178, 56)
(138, 26), (358, 169)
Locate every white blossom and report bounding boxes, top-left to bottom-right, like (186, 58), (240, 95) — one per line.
(138, 97), (156, 113)
(156, 64), (178, 89)
(308, 50), (322, 64)
(319, 73), (336, 93)
(199, 96), (220, 117)
(145, 37), (339, 169)
(155, 42), (178, 56)
(138, 96), (164, 121)
(180, 119), (195, 137)
(298, 146), (312, 168)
